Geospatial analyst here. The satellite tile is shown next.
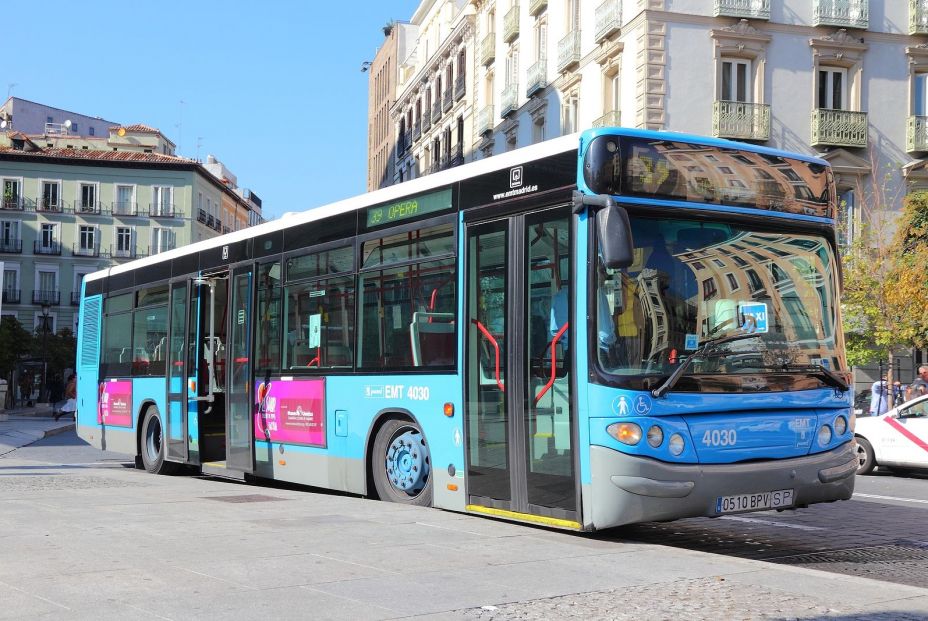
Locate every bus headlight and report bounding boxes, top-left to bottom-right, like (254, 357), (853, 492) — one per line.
(646, 425), (663, 447)
(834, 415), (847, 436)
(607, 422), (641, 445)
(668, 433), (685, 456)
(817, 425), (832, 447)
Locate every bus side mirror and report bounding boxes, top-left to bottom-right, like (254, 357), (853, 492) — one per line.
(596, 204), (634, 269)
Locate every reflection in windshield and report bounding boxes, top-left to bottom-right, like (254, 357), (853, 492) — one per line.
(596, 217), (845, 383)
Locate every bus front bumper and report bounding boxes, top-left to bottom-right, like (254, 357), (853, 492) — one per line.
(588, 441), (857, 529)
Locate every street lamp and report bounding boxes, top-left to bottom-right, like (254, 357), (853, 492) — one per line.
(40, 302), (50, 405)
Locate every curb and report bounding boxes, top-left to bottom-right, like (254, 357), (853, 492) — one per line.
(44, 424), (75, 439)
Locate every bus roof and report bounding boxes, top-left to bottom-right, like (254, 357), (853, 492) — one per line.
(85, 128), (830, 283)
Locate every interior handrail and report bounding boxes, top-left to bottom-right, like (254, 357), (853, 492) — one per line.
(471, 318), (504, 392)
(534, 321), (568, 404)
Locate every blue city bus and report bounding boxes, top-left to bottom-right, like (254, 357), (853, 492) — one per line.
(75, 128), (858, 530)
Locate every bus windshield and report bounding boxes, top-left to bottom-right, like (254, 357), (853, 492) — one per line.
(595, 216), (845, 390)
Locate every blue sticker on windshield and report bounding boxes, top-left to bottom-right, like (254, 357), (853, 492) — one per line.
(684, 334), (699, 350)
(739, 303), (768, 333)
(634, 394), (652, 415)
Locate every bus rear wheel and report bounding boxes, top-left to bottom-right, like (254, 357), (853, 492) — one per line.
(372, 419), (432, 506)
(140, 407), (179, 475)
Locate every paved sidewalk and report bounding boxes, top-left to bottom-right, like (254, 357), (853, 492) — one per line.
(0, 407), (74, 456)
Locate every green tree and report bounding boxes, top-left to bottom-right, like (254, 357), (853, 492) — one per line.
(884, 191), (928, 350)
(0, 315), (31, 382)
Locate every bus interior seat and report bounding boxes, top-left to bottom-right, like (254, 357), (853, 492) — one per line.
(410, 311), (454, 366)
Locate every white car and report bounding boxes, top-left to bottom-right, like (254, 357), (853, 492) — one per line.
(855, 394), (928, 475)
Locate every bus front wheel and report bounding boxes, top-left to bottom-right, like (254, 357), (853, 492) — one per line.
(372, 418), (432, 506)
(139, 407), (179, 475)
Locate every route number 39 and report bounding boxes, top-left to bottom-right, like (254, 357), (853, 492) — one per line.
(702, 429), (737, 447)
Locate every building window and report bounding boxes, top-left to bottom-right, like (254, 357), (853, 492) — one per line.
(152, 186), (173, 216)
(151, 228), (175, 254)
(78, 183), (97, 212)
(726, 273), (740, 291)
(721, 58), (752, 103)
(535, 17), (547, 62)
(116, 227), (133, 255)
(78, 225), (97, 252)
(40, 180), (60, 210)
(37, 269), (57, 298)
(533, 116), (545, 143)
(40, 223), (57, 248)
(563, 94), (579, 133)
(915, 72), (928, 116)
(89, 127), (95, 136)
(115, 185), (135, 214)
(2, 178), (20, 208)
(838, 188), (856, 248)
(1, 220), (19, 244)
(818, 67), (848, 110)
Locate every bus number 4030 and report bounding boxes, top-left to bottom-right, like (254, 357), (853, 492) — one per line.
(702, 429), (737, 447)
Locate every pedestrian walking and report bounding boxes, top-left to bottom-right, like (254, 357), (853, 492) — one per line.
(870, 377), (891, 417)
(54, 374), (76, 421)
(905, 365), (928, 402)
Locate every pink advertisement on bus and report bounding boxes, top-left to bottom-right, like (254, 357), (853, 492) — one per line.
(98, 380), (133, 427)
(254, 378), (326, 447)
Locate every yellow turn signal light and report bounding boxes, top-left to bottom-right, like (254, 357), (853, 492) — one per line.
(607, 422), (642, 446)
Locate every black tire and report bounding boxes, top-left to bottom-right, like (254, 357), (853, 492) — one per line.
(856, 436), (876, 475)
(371, 418), (432, 506)
(139, 408), (179, 475)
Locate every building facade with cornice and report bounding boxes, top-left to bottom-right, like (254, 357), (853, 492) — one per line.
(375, 0), (928, 384)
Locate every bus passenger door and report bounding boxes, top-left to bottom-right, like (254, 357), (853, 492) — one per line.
(226, 265), (255, 473)
(165, 281), (189, 463)
(464, 206), (577, 523)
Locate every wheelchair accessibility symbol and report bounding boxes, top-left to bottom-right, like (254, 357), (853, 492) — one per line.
(634, 394), (652, 415)
(612, 394), (653, 416)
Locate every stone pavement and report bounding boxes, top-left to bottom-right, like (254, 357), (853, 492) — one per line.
(0, 405), (74, 456)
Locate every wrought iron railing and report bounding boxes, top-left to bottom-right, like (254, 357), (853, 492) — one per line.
(432, 101), (442, 123)
(811, 108), (868, 148)
(72, 243), (100, 258)
(151, 204), (177, 218)
(2, 289), (20, 304)
(480, 33), (496, 66)
(501, 83), (519, 116)
(422, 111), (432, 132)
(526, 59), (547, 97)
(443, 86), (454, 112)
(907, 115), (928, 152)
(713, 101), (771, 141)
(413, 119), (422, 141)
(592, 110), (621, 128)
(813, 0), (868, 28)
(477, 105), (495, 135)
(1, 197), (23, 211)
(32, 290), (60, 305)
(36, 198), (63, 213)
(76, 201), (102, 215)
(110, 244), (139, 260)
(34, 241), (62, 255)
(112, 201), (138, 216)
(713, 0), (770, 19)
(454, 75), (466, 100)
(912, 0), (928, 34)
(0, 238), (22, 253)
(70, 292), (81, 306)
(557, 29), (581, 72)
(504, 5), (520, 43)
(595, 0), (622, 42)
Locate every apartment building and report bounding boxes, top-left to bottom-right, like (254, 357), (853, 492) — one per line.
(0, 97), (119, 138)
(376, 0), (928, 382)
(0, 124), (261, 335)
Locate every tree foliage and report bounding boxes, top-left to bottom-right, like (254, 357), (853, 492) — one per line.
(884, 191), (928, 350)
(0, 315), (31, 381)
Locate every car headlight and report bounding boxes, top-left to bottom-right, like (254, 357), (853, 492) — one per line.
(646, 425), (664, 448)
(607, 422), (641, 445)
(834, 415), (847, 436)
(817, 424), (832, 447)
(668, 433), (685, 456)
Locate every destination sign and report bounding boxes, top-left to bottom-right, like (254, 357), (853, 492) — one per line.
(366, 188), (452, 228)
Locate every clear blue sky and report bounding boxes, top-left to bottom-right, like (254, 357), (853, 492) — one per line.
(1, 1), (422, 221)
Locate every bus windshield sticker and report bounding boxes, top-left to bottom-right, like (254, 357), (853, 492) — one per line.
(253, 378), (326, 447)
(98, 380), (133, 427)
(685, 334), (699, 350)
(366, 188), (452, 228)
(308, 314), (321, 348)
(739, 303), (768, 333)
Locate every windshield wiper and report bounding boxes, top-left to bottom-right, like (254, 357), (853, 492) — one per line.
(777, 363), (849, 392)
(651, 332), (762, 398)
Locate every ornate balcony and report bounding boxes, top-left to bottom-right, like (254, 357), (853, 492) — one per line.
(454, 75), (466, 100)
(413, 119), (422, 141)
(443, 87), (454, 112)
(34, 241), (61, 256)
(594, 0), (622, 43)
(70, 292), (81, 306)
(813, 0), (868, 29)
(422, 111), (432, 132)
(1, 197), (23, 211)
(811, 108), (868, 148)
(432, 101), (442, 123)
(197, 208), (208, 224)
(907, 116), (928, 153)
(501, 83), (519, 117)
(713, 0), (770, 19)
(526, 59), (547, 97)
(2, 289), (20, 304)
(477, 105), (495, 135)
(111, 244), (140, 260)
(529, 0), (547, 16)
(0, 238), (22, 253)
(504, 5), (520, 43)
(480, 33), (496, 66)
(32, 290), (60, 305)
(151, 204), (177, 218)
(36, 198), (63, 213)
(557, 30), (581, 72)
(912, 0), (928, 34)
(73, 243), (100, 258)
(713, 101), (771, 141)
(76, 201), (103, 215)
(592, 110), (621, 128)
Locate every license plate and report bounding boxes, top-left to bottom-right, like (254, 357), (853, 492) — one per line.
(715, 489), (794, 514)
